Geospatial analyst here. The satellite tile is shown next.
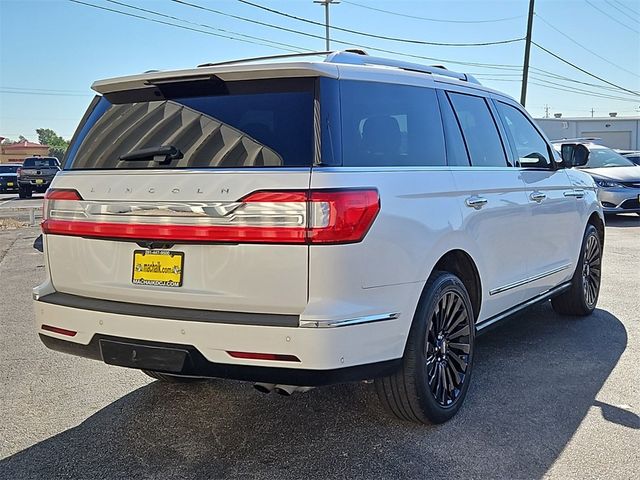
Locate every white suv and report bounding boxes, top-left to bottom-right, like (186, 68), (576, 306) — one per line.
(34, 51), (604, 424)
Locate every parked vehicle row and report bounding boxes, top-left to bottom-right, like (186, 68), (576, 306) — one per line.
(0, 156), (61, 197)
(34, 50), (604, 424)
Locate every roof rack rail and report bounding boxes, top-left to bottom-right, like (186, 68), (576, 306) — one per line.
(197, 49), (480, 84)
(325, 51), (480, 84)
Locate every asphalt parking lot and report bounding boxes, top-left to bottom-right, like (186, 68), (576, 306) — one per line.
(0, 211), (638, 479)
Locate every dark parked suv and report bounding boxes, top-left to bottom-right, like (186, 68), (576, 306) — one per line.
(17, 157), (60, 198)
(0, 163), (21, 193)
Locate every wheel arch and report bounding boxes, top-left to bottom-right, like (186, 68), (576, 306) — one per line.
(587, 210), (605, 246)
(431, 249), (482, 321)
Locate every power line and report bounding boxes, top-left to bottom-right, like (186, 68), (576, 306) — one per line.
(233, 0), (525, 47)
(535, 14), (639, 78)
(532, 41), (640, 97)
(1, 86), (89, 94)
(170, 0), (523, 71)
(528, 80), (640, 103)
(104, 0), (311, 53)
(0, 89), (92, 97)
(611, 0), (640, 18)
(68, 0), (306, 54)
(605, 0), (640, 20)
(530, 67), (637, 94)
(585, 0), (639, 33)
(341, 0), (524, 24)
(529, 75), (640, 102)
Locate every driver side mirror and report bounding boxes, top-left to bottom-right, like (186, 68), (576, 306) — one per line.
(560, 144), (590, 167)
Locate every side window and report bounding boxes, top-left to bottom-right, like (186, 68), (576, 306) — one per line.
(340, 81), (446, 167)
(436, 90), (470, 166)
(496, 101), (552, 168)
(447, 92), (508, 167)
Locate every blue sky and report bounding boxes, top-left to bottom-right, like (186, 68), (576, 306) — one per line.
(1, 0), (639, 142)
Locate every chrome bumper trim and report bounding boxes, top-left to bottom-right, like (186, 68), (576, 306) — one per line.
(299, 312), (400, 328)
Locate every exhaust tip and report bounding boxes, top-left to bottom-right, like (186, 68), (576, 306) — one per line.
(253, 383), (275, 394)
(274, 387), (292, 396)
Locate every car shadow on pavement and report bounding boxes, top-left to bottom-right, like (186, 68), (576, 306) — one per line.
(0, 304), (630, 479)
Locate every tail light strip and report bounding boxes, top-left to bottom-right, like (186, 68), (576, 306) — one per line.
(42, 188), (380, 245)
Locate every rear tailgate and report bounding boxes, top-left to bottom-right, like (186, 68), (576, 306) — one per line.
(45, 170), (310, 314)
(43, 76), (316, 316)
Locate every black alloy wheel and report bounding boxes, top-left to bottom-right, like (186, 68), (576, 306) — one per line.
(551, 224), (602, 316)
(582, 233), (601, 309)
(375, 271), (475, 424)
(426, 291), (472, 407)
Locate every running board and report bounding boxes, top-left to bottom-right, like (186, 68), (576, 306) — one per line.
(476, 282), (572, 334)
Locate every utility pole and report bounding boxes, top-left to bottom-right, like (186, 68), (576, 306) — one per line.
(590, 108), (595, 117)
(544, 104), (550, 118)
(314, 0), (340, 51)
(520, 0), (535, 107)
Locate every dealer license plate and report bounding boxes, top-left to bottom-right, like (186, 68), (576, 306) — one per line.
(132, 250), (184, 287)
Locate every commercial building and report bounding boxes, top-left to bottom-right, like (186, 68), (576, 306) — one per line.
(0, 138), (49, 164)
(535, 116), (640, 150)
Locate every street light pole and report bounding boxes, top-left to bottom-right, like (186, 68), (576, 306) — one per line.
(314, 0), (340, 51)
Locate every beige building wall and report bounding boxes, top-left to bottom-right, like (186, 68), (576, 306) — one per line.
(0, 145), (50, 164)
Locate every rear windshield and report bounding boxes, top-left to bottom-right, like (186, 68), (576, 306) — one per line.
(65, 78), (315, 170)
(0, 165), (19, 173)
(23, 158), (59, 168)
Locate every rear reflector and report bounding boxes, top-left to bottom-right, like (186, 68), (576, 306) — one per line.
(41, 324), (77, 337)
(41, 188), (379, 245)
(227, 351), (301, 362)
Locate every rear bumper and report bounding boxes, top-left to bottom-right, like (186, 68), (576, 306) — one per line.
(38, 333), (401, 385)
(34, 295), (406, 384)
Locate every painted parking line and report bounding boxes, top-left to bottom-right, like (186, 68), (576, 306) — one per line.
(0, 197), (18, 207)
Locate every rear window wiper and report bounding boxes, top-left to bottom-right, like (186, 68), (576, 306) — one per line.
(119, 145), (183, 164)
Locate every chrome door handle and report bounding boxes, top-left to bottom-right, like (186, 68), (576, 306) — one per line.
(530, 191), (546, 203)
(465, 196), (488, 209)
(564, 189), (585, 198)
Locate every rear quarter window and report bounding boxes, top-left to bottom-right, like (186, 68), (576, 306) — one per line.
(339, 81), (446, 167)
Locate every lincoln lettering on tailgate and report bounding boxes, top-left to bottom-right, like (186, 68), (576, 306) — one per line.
(132, 250), (184, 287)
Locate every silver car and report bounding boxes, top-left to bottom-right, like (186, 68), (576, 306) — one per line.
(554, 142), (640, 215)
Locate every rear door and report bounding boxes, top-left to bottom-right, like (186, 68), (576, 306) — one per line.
(442, 90), (530, 321)
(44, 78), (316, 315)
(493, 100), (581, 298)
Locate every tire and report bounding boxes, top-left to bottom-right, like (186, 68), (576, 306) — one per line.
(551, 224), (602, 316)
(18, 185), (29, 199)
(142, 370), (206, 383)
(375, 271), (475, 424)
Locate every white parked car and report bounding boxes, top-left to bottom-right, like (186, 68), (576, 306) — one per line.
(34, 51), (604, 424)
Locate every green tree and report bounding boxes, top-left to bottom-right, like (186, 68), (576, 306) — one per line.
(35, 128), (69, 161)
(36, 128), (68, 148)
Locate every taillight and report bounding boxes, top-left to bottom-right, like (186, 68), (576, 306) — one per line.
(16, 167), (22, 177)
(40, 188), (380, 245)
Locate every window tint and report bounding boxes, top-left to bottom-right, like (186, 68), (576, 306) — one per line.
(496, 102), (551, 168)
(448, 92), (507, 167)
(340, 81), (445, 167)
(65, 80), (314, 170)
(23, 158), (59, 168)
(437, 90), (470, 166)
